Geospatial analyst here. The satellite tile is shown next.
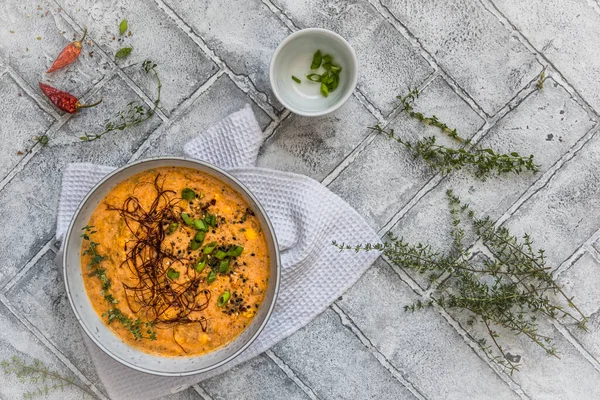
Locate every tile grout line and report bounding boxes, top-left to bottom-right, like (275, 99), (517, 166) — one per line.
(321, 72), (439, 188)
(47, 0), (170, 122)
(365, 0), (490, 120)
(481, 0), (600, 120)
(330, 303), (428, 400)
(265, 349), (321, 400)
(0, 239), (57, 295)
(0, 69), (118, 193)
(0, 294), (108, 400)
(192, 384), (215, 400)
(152, 0), (280, 121)
(5, 64), (61, 120)
(128, 69), (226, 161)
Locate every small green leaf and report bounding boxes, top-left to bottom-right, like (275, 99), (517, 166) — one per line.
(182, 188), (196, 201)
(217, 290), (231, 307)
(214, 250), (227, 260)
(203, 242), (217, 254)
(195, 260), (206, 273)
(119, 19), (128, 36)
(310, 50), (322, 69)
(166, 222), (179, 235)
(207, 270), (217, 284)
(194, 219), (208, 231)
(227, 245), (244, 257)
(219, 259), (230, 273)
(167, 268), (180, 280)
(181, 212), (194, 226)
(292, 75), (301, 84)
(115, 47), (132, 59)
(194, 231), (206, 243)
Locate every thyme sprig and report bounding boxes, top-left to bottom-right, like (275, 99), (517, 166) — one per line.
(334, 191), (588, 374)
(0, 356), (95, 399)
(371, 89), (540, 179)
(81, 60), (161, 142)
(81, 226), (156, 340)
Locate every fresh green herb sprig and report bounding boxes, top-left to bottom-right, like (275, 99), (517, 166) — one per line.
(81, 226), (156, 341)
(1, 356), (96, 399)
(81, 60), (161, 142)
(371, 89), (540, 179)
(334, 191), (588, 374)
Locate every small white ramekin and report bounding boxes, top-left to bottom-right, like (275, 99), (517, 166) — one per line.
(269, 28), (358, 117)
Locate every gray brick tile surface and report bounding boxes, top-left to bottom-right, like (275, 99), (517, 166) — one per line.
(5, 250), (106, 395)
(1, 0), (599, 398)
(200, 354), (311, 400)
(257, 96), (377, 181)
(163, 0), (292, 110)
(337, 258), (520, 400)
(380, 0), (541, 115)
(0, 73), (54, 180)
(492, 0), (600, 112)
(0, 301), (91, 399)
(272, 308), (417, 400)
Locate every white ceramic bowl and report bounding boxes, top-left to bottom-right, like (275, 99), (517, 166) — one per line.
(270, 28), (358, 116)
(63, 157), (280, 376)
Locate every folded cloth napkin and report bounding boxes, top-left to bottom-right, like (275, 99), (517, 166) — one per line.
(55, 105), (381, 399)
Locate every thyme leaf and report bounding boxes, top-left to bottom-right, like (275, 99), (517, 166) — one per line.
(334, 191), (588, 374)
(81, 60), (161, 142)
(0, 356), (96, 399)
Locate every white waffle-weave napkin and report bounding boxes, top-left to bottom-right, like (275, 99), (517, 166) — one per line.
(55, 105), (381, 399)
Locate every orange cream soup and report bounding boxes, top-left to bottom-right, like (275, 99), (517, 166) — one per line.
(81, 167), (269, 356)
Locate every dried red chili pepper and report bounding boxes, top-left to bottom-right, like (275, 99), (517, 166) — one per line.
(46, 28), (87, 73)
(39, 82), (102, 114)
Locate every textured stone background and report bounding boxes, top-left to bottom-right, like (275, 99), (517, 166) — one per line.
(1, 0), (600, 399)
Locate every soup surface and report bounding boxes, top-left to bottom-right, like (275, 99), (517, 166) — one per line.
(80, 166), (270, 356)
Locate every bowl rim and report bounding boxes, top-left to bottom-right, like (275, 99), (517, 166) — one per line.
(62, 156), (281, 376)
(269, 27), (358, 117)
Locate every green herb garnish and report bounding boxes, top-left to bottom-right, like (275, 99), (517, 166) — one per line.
(194, 219), (208, 231)
(203, 242), (217, 254)
(195, 260), (206, 273)
(207, 270), (217, 284)
(115, 47), (132, 59)
(214, 250), (227, 260)
(195, 231), (206, 243)
(292, 75), (301, 84)
(310, 50), (322, 69)
(219, 259), (230, 273)
(306, 73), (322, 82)
(181, 212), (194, 226)
(166, 222), (178, 235)
(217, 291), (231, 307)
(167, 268), (180, 280)
(182, 188), (196, 201)
(205, 213), (217, 227)
(227, 245), (244, 257)
(190, 239), (202, 250)
(81, 226), (156, 341)
(320, 82), (329, 98)
(119, 19), (128, 35)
